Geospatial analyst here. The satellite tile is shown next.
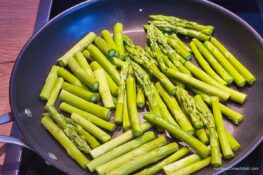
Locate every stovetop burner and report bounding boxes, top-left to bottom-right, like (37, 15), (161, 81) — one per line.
(2, 0), (263, 175)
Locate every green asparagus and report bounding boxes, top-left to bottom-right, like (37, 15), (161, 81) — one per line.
(74, 51), (94, 78)
(113, 23), (125, 55)
(46, 77), (64, 107)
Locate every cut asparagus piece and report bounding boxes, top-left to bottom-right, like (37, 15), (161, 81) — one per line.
(57, 67), (87, 89)
(144, 112), (210, 158)
(195, 128), (209, 145)
(136, 86), (145, 108)
(82, 49), (94, 62)
(114, 23), (125, 55)
(94, 36), (118, 58)
(190, 41), (227, 85)
(95, 136), (168, 175)
(67, 57), (99, 91)
(75, 125), (100, 149)
(59, 102), (115, 132)
(163, 154), (202, 174)
(211, 37), (256, 85)
(135, 147), (190, 175)
(114, 62), (129, 124)
(101, 29), (119, 50)
(40, 66), (60, 100)
(71, 113), (111, 143)
(46, 77), (64, 107)
(193, 39), (234, 84)
(205, 41), (246, 87)
(86, 132), (156, 172)
(123, 91), (130, 131)
(212, 97), (234, 159)
(155, 82), (194, 134)
(170, 157), (211, 175)
(90, 61), (119, 97)
(59, 90), (111, 121)
(74, 51), (94, 78)
(167, 69), (230, 101)
(168, 37), (192, 60)
(62, 82), (99, 103)
(91, 65), (115, 109)
(89, 122), (152, 158)
(41, 115), (89, 168)
(88, 44), (120, 85)
(225, 129), (240, 151)
(126, 67), (143, 137)
(58, 32), (96, 66)
(108, 143), (179, 175)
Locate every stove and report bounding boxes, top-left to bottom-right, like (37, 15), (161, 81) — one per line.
(2, 0), (263, 174)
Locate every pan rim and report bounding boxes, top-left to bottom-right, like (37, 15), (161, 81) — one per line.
(9, 0), (263, 174)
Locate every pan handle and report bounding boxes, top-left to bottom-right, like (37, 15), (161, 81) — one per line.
(0, 113), (34, 151)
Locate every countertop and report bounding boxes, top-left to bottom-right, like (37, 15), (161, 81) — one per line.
(0, 0), (40, 169)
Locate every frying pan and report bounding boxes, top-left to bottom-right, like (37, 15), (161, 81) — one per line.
(1, 0), (263, 174)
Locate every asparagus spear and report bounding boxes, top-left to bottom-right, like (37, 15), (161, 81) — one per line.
(174, 86), (204, 129)
(86, 132), (155, 172)
(94, 36), (118, 58)
(170, 157), (211, 175)
(74, 51), (94, 78)
(155, 82), (194, 134)
(152, 20), (210, 41)
(88, 44), (120, 85)
(136, 86), (145, 108)
(89, 122), (152, 159)
(193, 39), (234, 84)
(205, 41), (246, 87)
(40, 66), (60, 100)
(113, 23), (125, 55)
(57, 67), (87, 89)
(163, 154), (202, 174)
(95, 136), (168, 175)
(170, 34), (191, 52)
(62, 82), (99, 103)
(126, 67), (143, 137)
(59, 90), (111, 121)
(194, 90), (244, 123)
(123, 91), (130, 131)
(41, 115), (89, 168)
(82, 49), (94, 62)
(67, 57), (99, 91)
(149, 15), (214, 35)
(195, 128), (209, 144)
(46, 77), (64, 107)
(168, 37), (192, 60)
(91, 64), (115, 109)
(124, 35), (176, 95)
(167, 69), (230, 101)
(114, 62), (129, 124)
(90, 61), (119, 97)
(101, 29), (119, 51)
(212, 97), (234, 159)
(108, 143), (179, 175)
(144, 112), (210, 158)
(71, 113), (110, 143)
(225, 129), (240, 151)
(190, 41), (227, 85)
(59, 102), (115, 132)
(135, 147), (190, 175)
(211, 37), (256, 85)
(75, 125), (100, 149)
(194, 95), (221, 166)
(45, 106), (90, 154)
(57, 32), (96, 66)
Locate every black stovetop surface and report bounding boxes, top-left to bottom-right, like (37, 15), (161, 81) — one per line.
(3, 0), (263, 175)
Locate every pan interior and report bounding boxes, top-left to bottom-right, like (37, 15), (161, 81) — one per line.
(10, 0), (263, 174)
